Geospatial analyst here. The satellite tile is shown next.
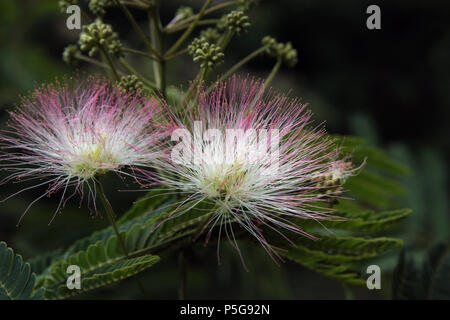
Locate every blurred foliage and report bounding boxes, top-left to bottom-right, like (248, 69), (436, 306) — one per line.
(393, 243), (450, 299)
(0, 0), (68, 106)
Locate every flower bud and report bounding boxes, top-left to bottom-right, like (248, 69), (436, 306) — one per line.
(89, 0), (114, 16)
(224, 10), (251, 35)
(188, 38), (224, 69)
(62, 44), (81, 64)
(118, 75), (144, 93)
(237, 0), (260, 11)
(175, 6), (194, 20)
(200, 28), (221, 44)
(58, 0), (78, 13)
(79, 19), (123, 58)
(262, 36), (298, 67)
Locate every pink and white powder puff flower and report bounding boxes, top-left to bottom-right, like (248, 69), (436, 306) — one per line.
(0, 76), (166, 224)
(148, 77), (354, 264)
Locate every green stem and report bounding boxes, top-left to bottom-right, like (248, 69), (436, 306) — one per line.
(94, 179), (149, 298)
(80, 8), (92, 23)
(120, 0), (149, 9)
(178, 251), (187, 300)
(166, 0), (214, 56)
(186, 67), (208, 105)
(113, 0), (162, 59)
(95, 180), (128, 256)
(126, 209), (237, 261)
(191, 211), (214, 242)
(75, 54), (125, 76)
(165, 19), (220, 33)
(263, 58), (282, 89)
(165, 1), (237, 31)
(123, 47), (160, 60)
(250, 58), (282, 105)
(211, 46), (267, 90)
(165, 48), (188, 61)
(182, 66), (208, 111)
(218, 30), (234, 51)
(128, 229), (193, 259)
(118, 58), (158, 90)
(148, 1), (166, 96)
(99, 47), (120, 81)
(198, 67), (209, 82)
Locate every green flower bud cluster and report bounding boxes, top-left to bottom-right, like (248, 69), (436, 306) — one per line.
(89, 0), (114, 16)
(237, 0), (260, 11)
(316, 160), (353, 204)
(224, 10), (251, 35)
(262, 36), (298, 67)
(58, 0), (78, 13)
(200, 28), (221, 44)
(79, 19), (123, 57)
(175, 6), (194, 20)
(216, 15), (228, 32)
(62, 44), (81, 64)
(315, 174), (343, 205)
(118, 75), (144, 93)
(316, 174), (342, 189)
(188, 38), (224, 69)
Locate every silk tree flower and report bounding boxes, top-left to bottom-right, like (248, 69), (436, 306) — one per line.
(0, 77), (165, 224)
(147, 77), (353, 263)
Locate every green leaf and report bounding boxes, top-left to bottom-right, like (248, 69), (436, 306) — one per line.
(260, 218), (404, 286)
(328, 135), (410, 211)
(279, 237), (402, 285)
(355, 146), (410, 176)
(0, 241), (44, 300)
(278, 246), (365, 286)
(294, 235), (403, 257)
(297, 208), (412, 232)
(34, 199), (216, 299)
(28, 248), (64, 275)
(117, 189), (174, 225)
(61, 205), (170, 260)
(345, 171), (404, 209)
(333, 135), (410, 176)
(61, 198), (214, 260)
(265, 226), (403, 285)
(38, 239), (159, 300)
